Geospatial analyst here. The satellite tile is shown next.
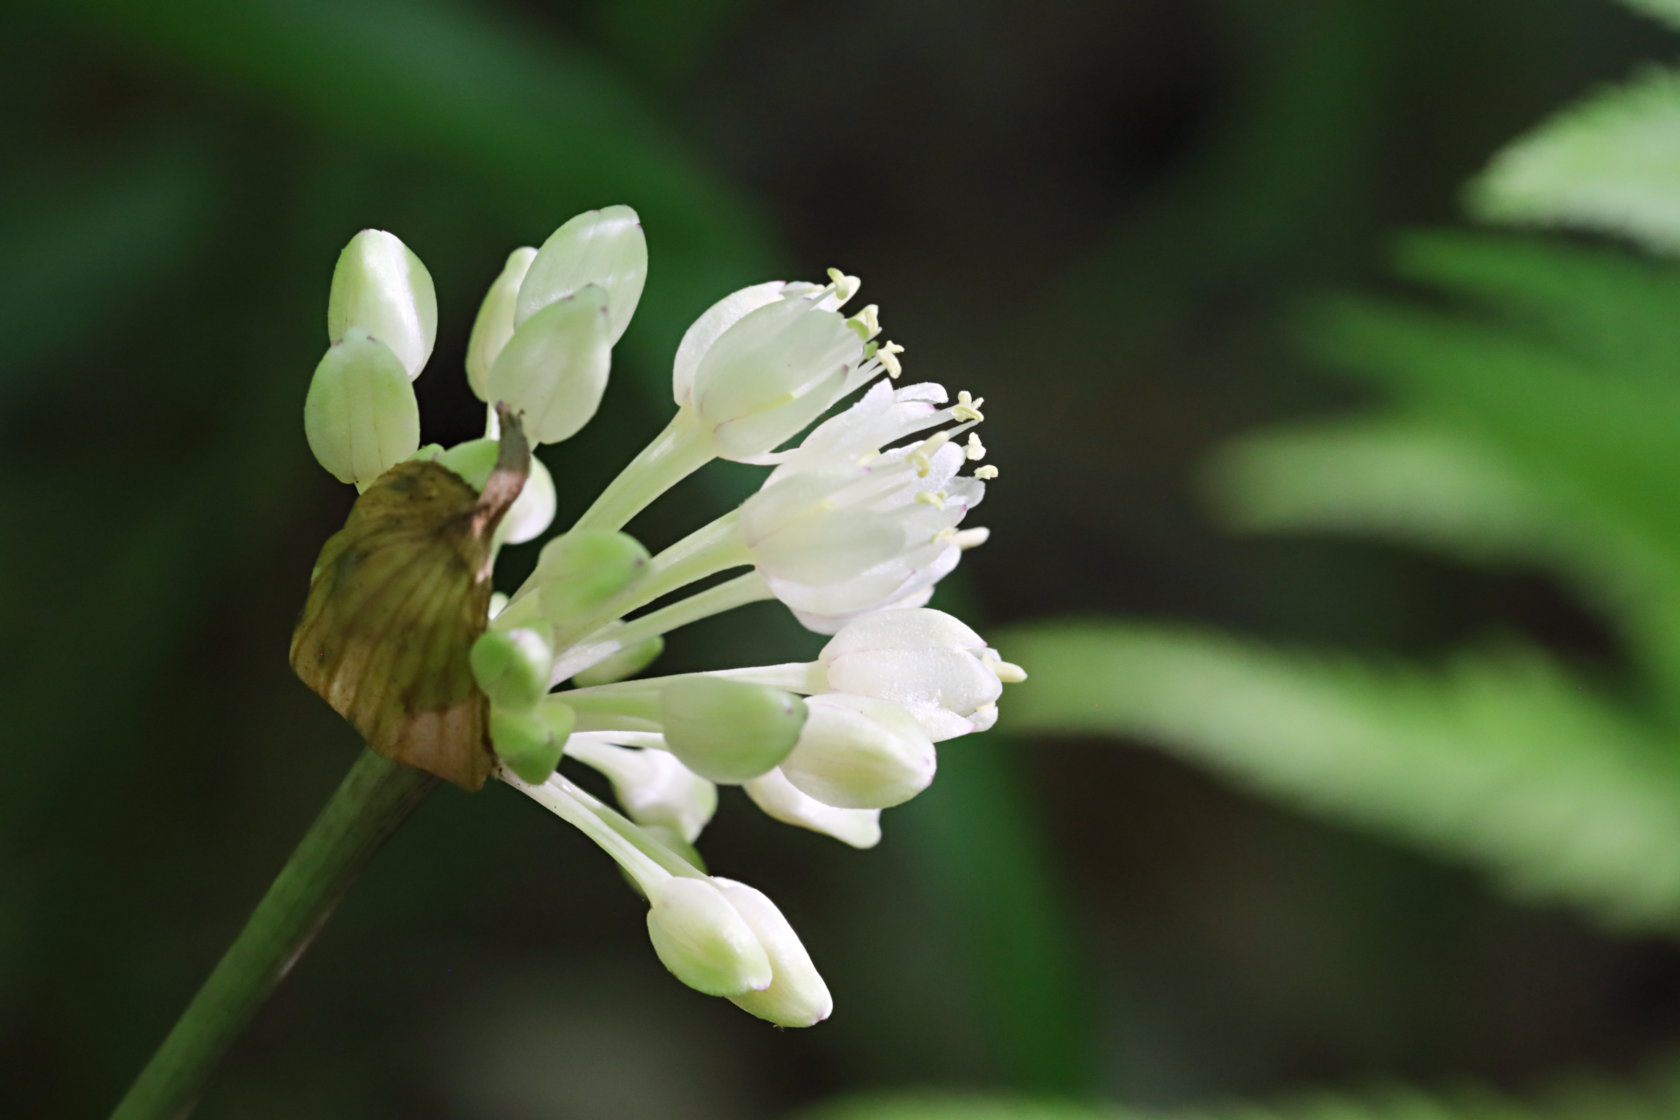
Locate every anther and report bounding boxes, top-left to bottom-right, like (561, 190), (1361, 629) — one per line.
(974, 464), (998, 480)
(964, 433), (986, 461)
(878, 340), (904, 379)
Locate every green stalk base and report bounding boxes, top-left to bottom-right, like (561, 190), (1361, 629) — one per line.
(110, 748), (438, 1120)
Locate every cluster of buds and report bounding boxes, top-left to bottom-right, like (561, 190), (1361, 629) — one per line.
(298, 207), (1023, 1026)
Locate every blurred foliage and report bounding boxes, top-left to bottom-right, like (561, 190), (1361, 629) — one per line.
(800, 1059), (1680, 1120)
(1001, 0), (1680, 1070)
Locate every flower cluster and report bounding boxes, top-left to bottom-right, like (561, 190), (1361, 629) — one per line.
(300, 207), (1023, 1026)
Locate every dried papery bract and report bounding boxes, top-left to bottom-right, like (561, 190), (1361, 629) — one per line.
(290, 405), (531, 790)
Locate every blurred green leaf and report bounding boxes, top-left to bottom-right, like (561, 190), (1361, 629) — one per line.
(1392, 231), (1680, 381)
(1617, 0), (1680, 33)
(998, 622), (1680, 933)
(794, 1059), (1680, 1120)
(1471, 66), (1680, 255)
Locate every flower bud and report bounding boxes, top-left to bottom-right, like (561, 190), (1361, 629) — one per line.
(690, 297), (863, 461)
(488, 285), (612, 445)
(417, 438), (556, 546)
(470, 628), (553, 712)
(490, 706), (564, 784)
(515, 205), (647, 346)
(327, 229), (437, 379)
(660, 678), (806, 783)
(715, 878), (832, 1027)
(465, 246), (537, 399)
(744, 768), (882, 849)
(303, 329), (420, 485)
(533, 530), (650, 625)
(573, 634), (664, 686)
(780, 694), (936, 809)
(818, 608), (1004, 741)
(646, 876), (772, 997)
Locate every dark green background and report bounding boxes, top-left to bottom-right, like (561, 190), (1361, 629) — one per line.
(4, 1), (1674, 1116)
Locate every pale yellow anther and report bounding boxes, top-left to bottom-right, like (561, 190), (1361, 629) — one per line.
(849, 304), (881, 338)
(953, 390), (985, 422)
(826, 267), (860, 303)
(952, 526), (990, 550)
(932, 527), (959, 544)
(914, 490), (947, 507)
(964, 433), (986, 461)
(974, 464), (999, 481)
(982, 650), (1028, 684)
(879, 340), (904, 379)
(910, 430), (951, 477)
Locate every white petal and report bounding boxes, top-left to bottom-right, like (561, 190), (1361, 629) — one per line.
(744, 768), (883, 848)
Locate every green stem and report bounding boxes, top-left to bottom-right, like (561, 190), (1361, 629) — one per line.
(110, 749), (438, 1120)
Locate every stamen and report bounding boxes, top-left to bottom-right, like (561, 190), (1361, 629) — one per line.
(974, 464), (998, 481)
(952, 527), (990, 550)
(826, 267), (860, 304)
(878, 341), (905, 379)
(964, 433), (986, 461)
(981, 651), (1028, 683)
(953, 390), (984, 422)
(908, 429), (951, 477)
(914, 490), (946, 507)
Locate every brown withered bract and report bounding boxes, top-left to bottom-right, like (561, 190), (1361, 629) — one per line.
(291, 405), (531, 790)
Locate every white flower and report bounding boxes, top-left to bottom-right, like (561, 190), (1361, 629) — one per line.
(817, 607), (1024, 740)
(736, 381), (990, 633)
(779, 693), (937, 809)
(675, 271), (891, 462)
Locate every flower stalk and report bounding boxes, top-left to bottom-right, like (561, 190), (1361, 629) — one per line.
(109, 750), (437, 1120)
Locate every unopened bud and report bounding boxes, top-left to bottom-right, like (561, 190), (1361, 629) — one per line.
(780, 694), (936, 809)
(470, 628), (553, 712)
(660, 678), (806, 783)
(646, 876), (771, 997)
(533, 531), (650, 625)
(490, 707), (563, 784)
(716, 879), (832, 1027)
(327, 229), (437, 379)
(516, 205), (647, 346)
(488, 285), (612, 445)
(303, 329), (420, 485)
(465, 246), (537, 399)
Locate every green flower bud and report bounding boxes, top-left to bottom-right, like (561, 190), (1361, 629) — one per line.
(645, 876), (771, 997)
(516, 205), (647, 346)
(465, 246), (537, 400)
(488, 285), (613, 445)
(534, 530), (650, 625)
(660, 678), (806, 784)
(303, 329), (421, 485)
(573, 635), (664, 686)
(470, 628), (553, 713)
(327, 229), (437, 379)
(490, 707), (563, 784)
(415, 438), (556, 547)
